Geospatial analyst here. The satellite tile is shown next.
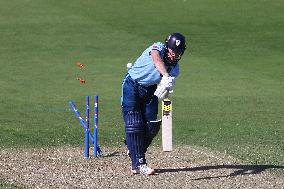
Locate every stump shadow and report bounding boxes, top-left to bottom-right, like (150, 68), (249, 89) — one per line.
(101, 151), (120, 157)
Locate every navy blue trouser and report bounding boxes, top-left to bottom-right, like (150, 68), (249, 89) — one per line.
(121, 74), (158, 168)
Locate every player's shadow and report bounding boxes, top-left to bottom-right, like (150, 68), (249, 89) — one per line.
(156, 164), (284, 179)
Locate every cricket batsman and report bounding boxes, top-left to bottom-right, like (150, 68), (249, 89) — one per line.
(121, 33), (186, 175)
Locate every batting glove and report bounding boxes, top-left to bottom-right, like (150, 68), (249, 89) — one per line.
(154, 85), (168, 99)
(160, 76), (176, 90)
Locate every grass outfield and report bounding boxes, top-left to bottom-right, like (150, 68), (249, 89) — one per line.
(0, 179), (23, 189)
(0, 0), (283, 167)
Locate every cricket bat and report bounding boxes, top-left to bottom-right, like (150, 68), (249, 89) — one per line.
(162, 97), (173, 151)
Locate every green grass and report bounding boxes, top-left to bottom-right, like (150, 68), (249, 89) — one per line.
(0, 179), (24, 189)
(0, 0), (283, 167)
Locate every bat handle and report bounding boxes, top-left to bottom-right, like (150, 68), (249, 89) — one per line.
(164, 90), (170, 100)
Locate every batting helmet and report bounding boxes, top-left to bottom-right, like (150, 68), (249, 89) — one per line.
(164, 33), (186, 62)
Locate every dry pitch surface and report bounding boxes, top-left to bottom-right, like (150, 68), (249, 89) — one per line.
(0, 146), (283, 189)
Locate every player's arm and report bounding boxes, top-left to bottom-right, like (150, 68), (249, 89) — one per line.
(151, 50), (169, 77)
(152, 50), (176, 99)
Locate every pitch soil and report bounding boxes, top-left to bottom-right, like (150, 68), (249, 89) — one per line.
(0, 146), (283, 189)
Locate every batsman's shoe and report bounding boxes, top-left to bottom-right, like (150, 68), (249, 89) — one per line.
(127, 150), (131, 157)
(131, 164), (155, 175)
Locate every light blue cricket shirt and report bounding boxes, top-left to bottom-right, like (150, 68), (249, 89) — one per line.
(128, 42), (180, 87)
